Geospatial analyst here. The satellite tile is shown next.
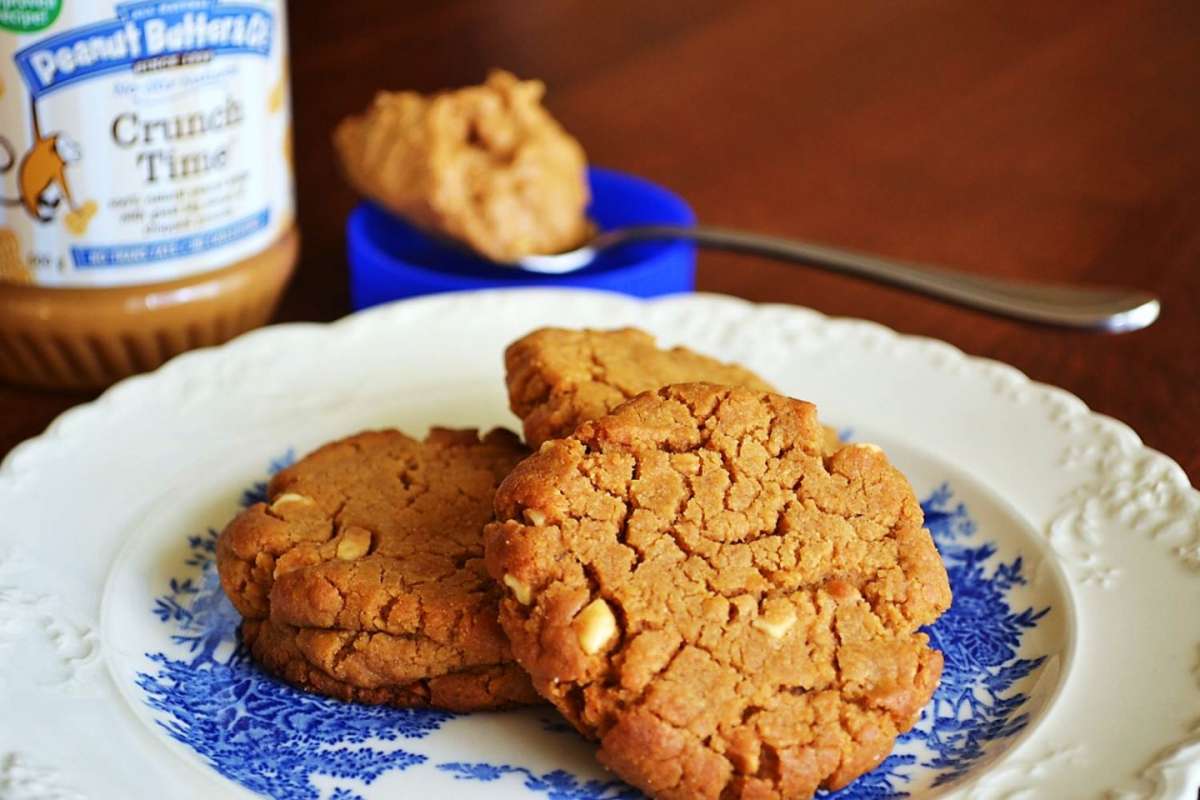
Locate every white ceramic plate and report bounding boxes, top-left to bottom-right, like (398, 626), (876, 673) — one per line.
(1, 289), (1197, 800)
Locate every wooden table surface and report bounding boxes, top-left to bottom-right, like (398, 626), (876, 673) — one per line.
(2, 1), (1197, 484)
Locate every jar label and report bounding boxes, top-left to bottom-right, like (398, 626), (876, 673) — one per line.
(0, 1), (62, 33)
(0, 0), (292, 287)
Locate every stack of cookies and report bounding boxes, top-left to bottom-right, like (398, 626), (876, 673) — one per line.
(216, 327), (952, 800)
(216, 427), (540, 710)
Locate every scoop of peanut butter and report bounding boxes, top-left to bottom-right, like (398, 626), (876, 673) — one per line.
(335, 70), (591, 262)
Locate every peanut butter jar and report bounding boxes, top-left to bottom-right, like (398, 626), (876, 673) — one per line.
(0, 1), (296, 389)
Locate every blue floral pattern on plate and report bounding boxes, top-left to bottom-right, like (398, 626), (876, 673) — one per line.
(136, 453), (1048, 800)
(436, 764), (641, 799)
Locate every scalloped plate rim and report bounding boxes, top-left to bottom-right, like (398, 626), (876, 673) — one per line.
(0, 290), (1169, 485)
(1, 287), (1196, 800)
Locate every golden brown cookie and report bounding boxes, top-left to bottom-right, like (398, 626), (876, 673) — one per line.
(504, 327), (779, 448)
(217, 427), (537, 710)
(244, 619), (538, 712)
(484, 384), (951, 799)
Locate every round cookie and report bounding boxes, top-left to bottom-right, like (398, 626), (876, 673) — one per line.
(484, 384), (952, 798)
(504, 327), (778, 448)
(244, 619), (539, 712)
(217, 427), (536, 711)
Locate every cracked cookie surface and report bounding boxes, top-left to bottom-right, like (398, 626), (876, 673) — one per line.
(484, 384), (951, 798)
(216, 427), (538, 710)
(504, 327), (778, 449)
(244, 619), (539, 712)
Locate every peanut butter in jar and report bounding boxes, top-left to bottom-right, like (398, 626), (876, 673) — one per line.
(0, 0), (297, 389)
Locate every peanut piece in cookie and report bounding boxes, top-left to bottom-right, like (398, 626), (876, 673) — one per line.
(751, 600), (798, 640)
(503, 573), (533, 605)
(270, 492), (314, 513)
(335, 526), (372, 561)
(574, 597), (618, 655)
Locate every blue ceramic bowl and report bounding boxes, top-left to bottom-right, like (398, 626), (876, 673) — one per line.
(346, 167), (696, 310)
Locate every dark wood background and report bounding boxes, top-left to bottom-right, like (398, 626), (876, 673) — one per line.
(2, 1), (1197, 485)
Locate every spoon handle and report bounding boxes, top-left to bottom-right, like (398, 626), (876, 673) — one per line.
(602, 225), (1159, 332)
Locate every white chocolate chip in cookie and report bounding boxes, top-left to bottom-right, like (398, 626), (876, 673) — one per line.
(503, 573), (533, 605)
(575, 597), (617, 654)
(335, 526), (372, 560)
(752, 602), (797, 640)
(523, 508), (547, 526)
(270, 493), (315, 513)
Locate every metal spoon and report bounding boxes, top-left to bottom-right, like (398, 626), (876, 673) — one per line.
(508, 224), (1159, 332)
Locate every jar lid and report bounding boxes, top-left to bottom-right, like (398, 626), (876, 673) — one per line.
(346, 167), (696, 310)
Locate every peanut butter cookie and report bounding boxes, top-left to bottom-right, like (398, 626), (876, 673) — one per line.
(504, 327), (779, 448)
(243, 619), (537, 712)
(217, 427), (538, 710)
(485, 384), (951, 798)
